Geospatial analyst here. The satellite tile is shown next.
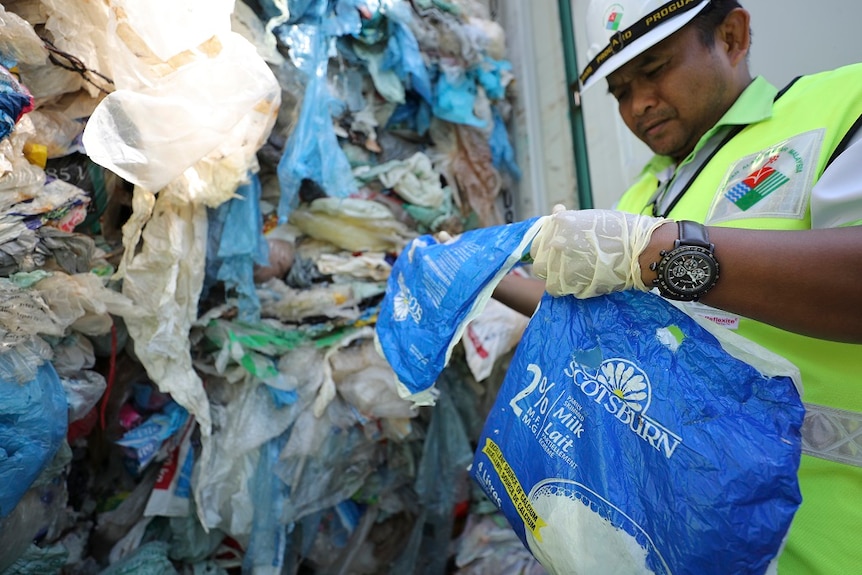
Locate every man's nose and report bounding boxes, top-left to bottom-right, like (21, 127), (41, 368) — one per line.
(630, 82), (658, 117)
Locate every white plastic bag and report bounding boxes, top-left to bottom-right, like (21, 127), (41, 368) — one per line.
(82, 1), (279, 194)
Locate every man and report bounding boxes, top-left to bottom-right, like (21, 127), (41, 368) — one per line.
(495, 0), (862, 572)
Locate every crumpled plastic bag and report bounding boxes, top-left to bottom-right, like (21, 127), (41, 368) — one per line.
(315, 251), (391, 281)
(258, 278), (386, 323)
(288, 197), (417, 253)
(462, 297), (529, 382)
(0, 361), (68, 519)
(489, 107), (521, 179)
(382, 2), (433, 103)
(275, 18), (358, 222)
(0, 270), (137, 382)
(117, 186), (212, 438)
(351, 39), (406, 104)
(329, 336), (416, 420)
(83, 0), (280, 196)
(454, 513), (548, 575)
(374, 217), (543, 404)
(432, 64), (486, 128)
(272, 394), (376, 524)
(0, 4), (49, 70)
(473, 290), (803, 575)
(194, 345), (319, 535)
(100, 541), (179, 575)
(428, 119), (502, 227)
(34, 270), (144, 336)
(205, 173), (269, 323)
(0, 65), (34, 142)
(353, 151), (445, 208)
(116, 401), (190, 474)
(0, 116), (44, 202)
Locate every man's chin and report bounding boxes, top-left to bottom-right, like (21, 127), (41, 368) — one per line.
(644, 138), (688, 160)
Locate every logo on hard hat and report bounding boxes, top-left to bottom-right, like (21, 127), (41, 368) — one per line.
(605, 4), (625, 31)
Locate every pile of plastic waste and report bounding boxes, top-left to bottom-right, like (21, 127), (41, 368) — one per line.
(0, 0), (543, 573)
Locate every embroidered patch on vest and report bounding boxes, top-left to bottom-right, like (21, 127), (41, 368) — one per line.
(706, 129), (824, 224)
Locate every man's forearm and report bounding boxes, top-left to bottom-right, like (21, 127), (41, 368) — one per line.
(639, 223), (862, 343)
(492, 273), (545, 317)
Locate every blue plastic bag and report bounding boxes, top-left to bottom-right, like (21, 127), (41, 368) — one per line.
(471, 291), (804, 575)
(205, 174), (269, 323)
(375, 216), (804, 573)
(275, 20), (358, 223)
(489, 107), (521, 179)
(431, 66), (487, 128)
(475, 56), (512, 101)
(0, 361), (68, 518)
(374, 217), (543, 404)
(381, 3), (432, 103)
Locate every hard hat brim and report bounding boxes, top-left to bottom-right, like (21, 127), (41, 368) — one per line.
(580, 2), (710, 92)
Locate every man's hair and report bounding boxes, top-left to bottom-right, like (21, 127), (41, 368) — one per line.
(690, 0), (744, 46)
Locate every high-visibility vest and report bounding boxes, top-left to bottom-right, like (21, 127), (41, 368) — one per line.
(616, 63), (862, 574)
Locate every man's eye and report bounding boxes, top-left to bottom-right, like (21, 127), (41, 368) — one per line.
(610, 87), (628, 101)
(645, 63), (666, 78)
(614, 90), (629, 102)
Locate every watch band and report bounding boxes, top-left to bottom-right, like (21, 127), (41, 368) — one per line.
(676, 220), (712, 250)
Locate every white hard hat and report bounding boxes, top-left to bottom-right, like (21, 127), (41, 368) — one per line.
(579, 0), (712, 91)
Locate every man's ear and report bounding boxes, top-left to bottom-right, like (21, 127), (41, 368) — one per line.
(718, 8), (751, 67)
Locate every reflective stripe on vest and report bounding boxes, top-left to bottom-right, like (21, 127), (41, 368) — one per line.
(802, 403), (862, 467)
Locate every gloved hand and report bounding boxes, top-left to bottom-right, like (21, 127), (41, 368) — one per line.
(530, 206), (669, 298)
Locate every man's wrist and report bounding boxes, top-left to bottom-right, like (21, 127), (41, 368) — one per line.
(638, 220), (677, 288)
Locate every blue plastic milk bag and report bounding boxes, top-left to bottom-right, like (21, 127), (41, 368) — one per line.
(375, 217), (543, 404)
(471, 291), (804, 575)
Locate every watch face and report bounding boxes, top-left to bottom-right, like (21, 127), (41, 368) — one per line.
(657, 246), (718, 300)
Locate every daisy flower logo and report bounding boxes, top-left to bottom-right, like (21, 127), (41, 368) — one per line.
(596, 359), (650, 413)
(392, 273), (422, 323)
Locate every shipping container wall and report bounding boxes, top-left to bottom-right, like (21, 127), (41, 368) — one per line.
(495, 0), (579, 220)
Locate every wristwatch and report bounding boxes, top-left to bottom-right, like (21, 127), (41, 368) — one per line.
(650, 220), (719, 301)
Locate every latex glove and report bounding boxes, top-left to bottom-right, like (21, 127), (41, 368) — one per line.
(530, 206), (669, 298)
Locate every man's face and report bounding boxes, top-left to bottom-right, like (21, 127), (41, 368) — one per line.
(606, 23), (737, 162)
